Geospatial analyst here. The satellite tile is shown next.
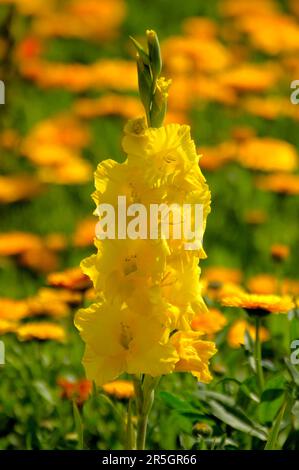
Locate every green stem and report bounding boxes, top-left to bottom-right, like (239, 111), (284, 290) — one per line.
(132, 375), (159, 450)
(254, 317), (264, 392)
(136, 410), (149, 450)
(126, 399), (135, 450)
(265, 395), (287, 450)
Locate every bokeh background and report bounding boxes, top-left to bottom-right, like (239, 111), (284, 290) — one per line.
(0, 0), (299, 450)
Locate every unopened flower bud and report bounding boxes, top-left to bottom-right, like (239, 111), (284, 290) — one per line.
(146, 29), (162, 81)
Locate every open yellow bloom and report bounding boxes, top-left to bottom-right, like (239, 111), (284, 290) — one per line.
(227, 319), (269, 349)
(75, 302), (178, 385)
(17, 322), (66, 342)
(123, 121), (209, 191)
(102, 380), (135, 400)
(192, 308), (227, 336)
(222, 293), (294, 315)
(171, 331), (216, 383)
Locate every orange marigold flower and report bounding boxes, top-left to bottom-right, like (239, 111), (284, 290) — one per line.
(26, 289), (71, 318)
(247, 274), (278, 295)
(0, 175), (43, 204)
(73, 217), (97, 247)
(0, 128), (20, 150)
(102, 380), (135, 399)
(222, 293), (294, 315)
(238, 138), (298, 173)
(256, 173), (299, 195)
(74, 95), (143, 120)
(271, 244), (290, 262)
(44, 233), (68, 252)
(0, 232), (42, 256)
(218, 64), (279, 93)
(227, 319), (270, 348)
(19, 246), (59, 274)
(0, 298), (30, 321)
(182, 17), (218, 39)
(58, 377), (92, 405)
(199, 142), (237, 171)
(203, 266), (243, 285)
(17, 322), (66, 342)
(192, 308), (227, 335)
(244, 209), (267, 225)
(0, 319), (19, 335)
(242, 97), (297, 121)
(47, 267), (91, 290)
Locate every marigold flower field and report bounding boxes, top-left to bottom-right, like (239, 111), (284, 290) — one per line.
(0, 0), (299, 451)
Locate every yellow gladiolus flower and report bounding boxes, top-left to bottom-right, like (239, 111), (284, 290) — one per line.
(75, 302), (178, 385)
(171, 331), (217, 383)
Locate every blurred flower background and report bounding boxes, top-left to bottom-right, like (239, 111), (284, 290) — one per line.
(0, 0), (299, 450)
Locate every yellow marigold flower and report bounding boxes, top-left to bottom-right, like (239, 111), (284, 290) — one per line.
(0, 175), (42, 204)
(222, 293), (294, 316)
(0, 298), (30, 321)
(170, 331), (217, 383)
(102, 380), (135, 399)
(238, 138), (298, 173)
(44, 233), (68, 252)
(26, 289), (71, 318)
(244, 209), (267, 226)
(256, 173), (299, 195)
(271, 244), (290, 262)
(220, 0), (277, 18)
(73, 217), (97, 247)
(0, 319), (19, 335)
(199, 142), (237, 171)
(238, 13), (299, 55)
(203, 266), (243, 285)
(0, 128), (20, 150)
(162, 36), (232, 74)
(47, 267), (91, 290)
(74, 94), (143, 120)
(247, 274), (278, 295)
(183, 17), (217, 39)
(282, 279), (299, 296)
(218, 64), (279, 93)
(0, 232), (42, 256)
(227, 320), (270, 349)
(243, 97), (296, 121)
(17, 322), (66, 342)
(75, 302), (178, 385)
(32, 0), (126, 41)
(38, 157), (92, 185)
(191, 308), (227, 336)
(19, 246), (59, 274)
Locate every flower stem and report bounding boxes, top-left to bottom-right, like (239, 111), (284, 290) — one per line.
(133, 375), (159, 450)
(136, 410), (150, 450)
(254, 316), (264, 392)
(265, 394), (287, 450)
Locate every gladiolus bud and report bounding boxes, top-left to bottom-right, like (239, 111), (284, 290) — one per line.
(146, 29), (162, 82)
(150, 77), (171, 127)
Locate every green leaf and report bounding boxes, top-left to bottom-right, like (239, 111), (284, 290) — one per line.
(33, 381), (54, 405)
(129, 36), (150, 65)
(257, 374), (286, 425)
(72, 401), (84, 450)
(197, 389), (235, 407)
(208, 400), (267, 441)
(159, 391), (206, 417)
